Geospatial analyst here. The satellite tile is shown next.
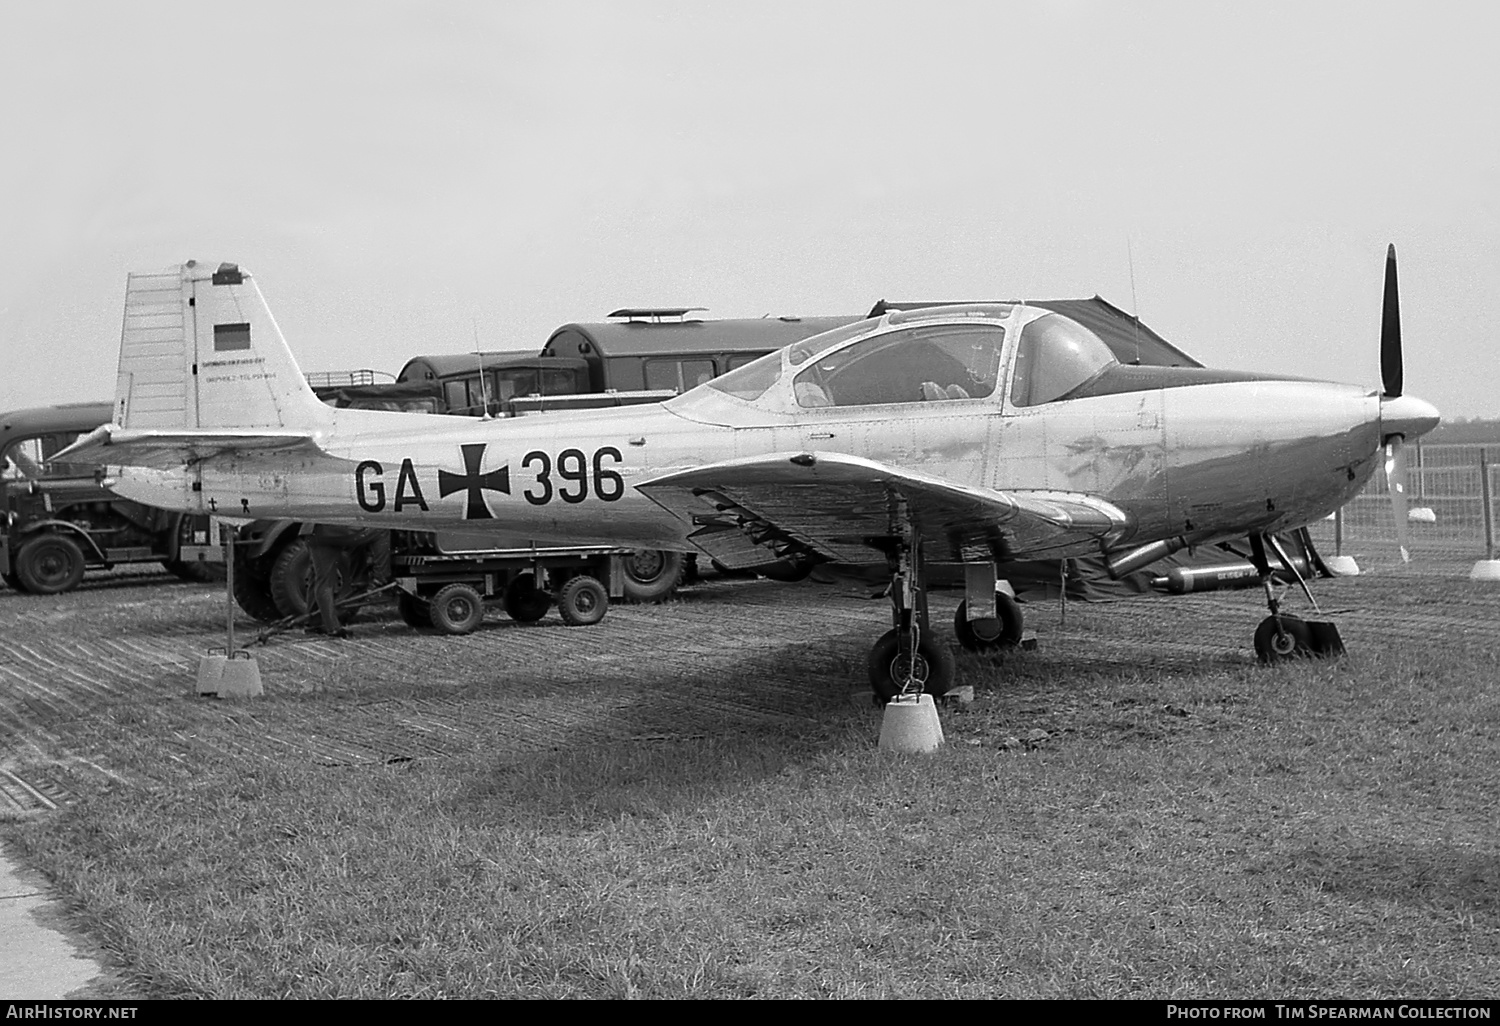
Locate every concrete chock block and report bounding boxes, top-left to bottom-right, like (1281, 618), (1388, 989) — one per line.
(197, 650), (263, 698)
(1325, 555), (1360, 577)
(196, 653), (226, 696)
(879, 693), (944, 753)
(1471, 560), (1500, 583)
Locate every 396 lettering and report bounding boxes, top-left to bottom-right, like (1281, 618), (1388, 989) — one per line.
(523, 446), (623, 506)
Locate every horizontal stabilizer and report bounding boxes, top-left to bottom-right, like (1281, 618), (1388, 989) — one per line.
(56, 422), (326, 470)
(638, 451), (1132, 565)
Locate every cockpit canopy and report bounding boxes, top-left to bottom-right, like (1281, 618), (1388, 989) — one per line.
(698, 304), (1118, 412)
(1007, 312), (1118, 407)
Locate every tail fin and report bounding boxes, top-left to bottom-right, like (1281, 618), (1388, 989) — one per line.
(115, 261), (332, 432)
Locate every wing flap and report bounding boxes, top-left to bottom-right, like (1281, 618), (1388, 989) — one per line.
(638, 451), (1133, 565)
(55, 423), (325, 470)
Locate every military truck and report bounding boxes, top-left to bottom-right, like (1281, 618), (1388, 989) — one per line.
(0, 403), (222, 593)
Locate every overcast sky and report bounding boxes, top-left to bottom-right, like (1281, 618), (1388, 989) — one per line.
(1, 0), (1495, 418)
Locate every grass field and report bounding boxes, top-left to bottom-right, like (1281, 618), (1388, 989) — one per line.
(2, 556), (1497, 998)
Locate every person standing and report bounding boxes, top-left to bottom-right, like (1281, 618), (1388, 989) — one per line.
(300, 523), (383, 637)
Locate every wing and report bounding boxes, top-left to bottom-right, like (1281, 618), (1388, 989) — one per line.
(637, 451), (1133, 569)
(54, 423), (326, 471)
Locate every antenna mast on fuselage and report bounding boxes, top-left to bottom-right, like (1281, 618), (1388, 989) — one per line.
(473, 318), (493, 419)
(1126, 237), (1143, 366)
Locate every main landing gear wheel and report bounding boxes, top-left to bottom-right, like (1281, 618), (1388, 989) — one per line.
(556, 576), (608, 626)
(429, 583), (484, 635)
(868, 629), (956, 706)
(1254, 615), (1312, 663)
(954, 592), (1024, 651)
(396, 590), (433, 629)
(502, 573), (551, 623)
(15, 534), (86, 595)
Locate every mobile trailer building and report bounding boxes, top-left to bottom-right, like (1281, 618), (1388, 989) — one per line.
(539, 310), (867, 393)
(394, 352), (592, 418)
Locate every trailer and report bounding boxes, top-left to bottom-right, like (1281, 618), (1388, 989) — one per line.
(391, 536), (634, 634)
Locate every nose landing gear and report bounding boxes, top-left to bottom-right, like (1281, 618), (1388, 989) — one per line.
(1249, 533), (1345, 664)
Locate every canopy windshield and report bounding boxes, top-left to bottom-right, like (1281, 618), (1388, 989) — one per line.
(705, 318), (879, 403)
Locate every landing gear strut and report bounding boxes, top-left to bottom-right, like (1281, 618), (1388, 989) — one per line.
(867, 520), (955, 705)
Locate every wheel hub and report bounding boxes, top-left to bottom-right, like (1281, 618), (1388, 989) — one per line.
(889, 652), (930, 689)
(627, 549), (664, 580)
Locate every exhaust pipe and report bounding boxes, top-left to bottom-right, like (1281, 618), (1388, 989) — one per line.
(1106, 536), (1188, 579)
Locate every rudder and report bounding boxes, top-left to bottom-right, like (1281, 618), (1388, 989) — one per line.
(115, 261), (331, 432)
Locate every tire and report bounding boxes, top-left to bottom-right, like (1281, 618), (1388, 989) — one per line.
(620, 549), (684, 602)
(868, 628), (957, 705)
(502, 573), (551, 623)
(231, 544), (284, 622)
(556, 575), (608, 626)
(429, 583), (485, 635)
(268, 539), (313, 618)
(15, 534), (87, 595)
(233, 568), (284, 623)
(268, 539), (357, 623)
(1254, 615), (1312, 664)
(954, 592), (1024, 651)
(396, 590), (432, 629)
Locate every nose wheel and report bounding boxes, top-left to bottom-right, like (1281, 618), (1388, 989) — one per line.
(1253, 614), (1312, 663)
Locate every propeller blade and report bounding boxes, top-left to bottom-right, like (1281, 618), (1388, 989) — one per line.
(1381, 243), (1403, 398)
(1385, 438), (1411, 562)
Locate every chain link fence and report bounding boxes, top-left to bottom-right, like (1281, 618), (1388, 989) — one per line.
(1303, 442), (1499, 574)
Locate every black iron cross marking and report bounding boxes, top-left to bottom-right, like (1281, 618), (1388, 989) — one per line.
(438, 443), (511, 520)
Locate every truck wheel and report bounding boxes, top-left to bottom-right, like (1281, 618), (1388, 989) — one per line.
(620, 549), (684, 602)
(557, 576), (608, 626)
(233, 568), (284, 623)
(429, 583), (484, 635)
(502, 573), (551, 623)
(268, 539), (312, 617)
(270, 540), (362, 623)
(15, 534), (86, 594)
(396, 591), (433, 628)
(230, 544), (283, 622)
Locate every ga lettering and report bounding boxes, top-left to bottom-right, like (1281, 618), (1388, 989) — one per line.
(355, 459), (429, 513)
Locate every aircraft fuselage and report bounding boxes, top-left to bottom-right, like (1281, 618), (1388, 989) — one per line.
(115, 376), (1382, 556)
